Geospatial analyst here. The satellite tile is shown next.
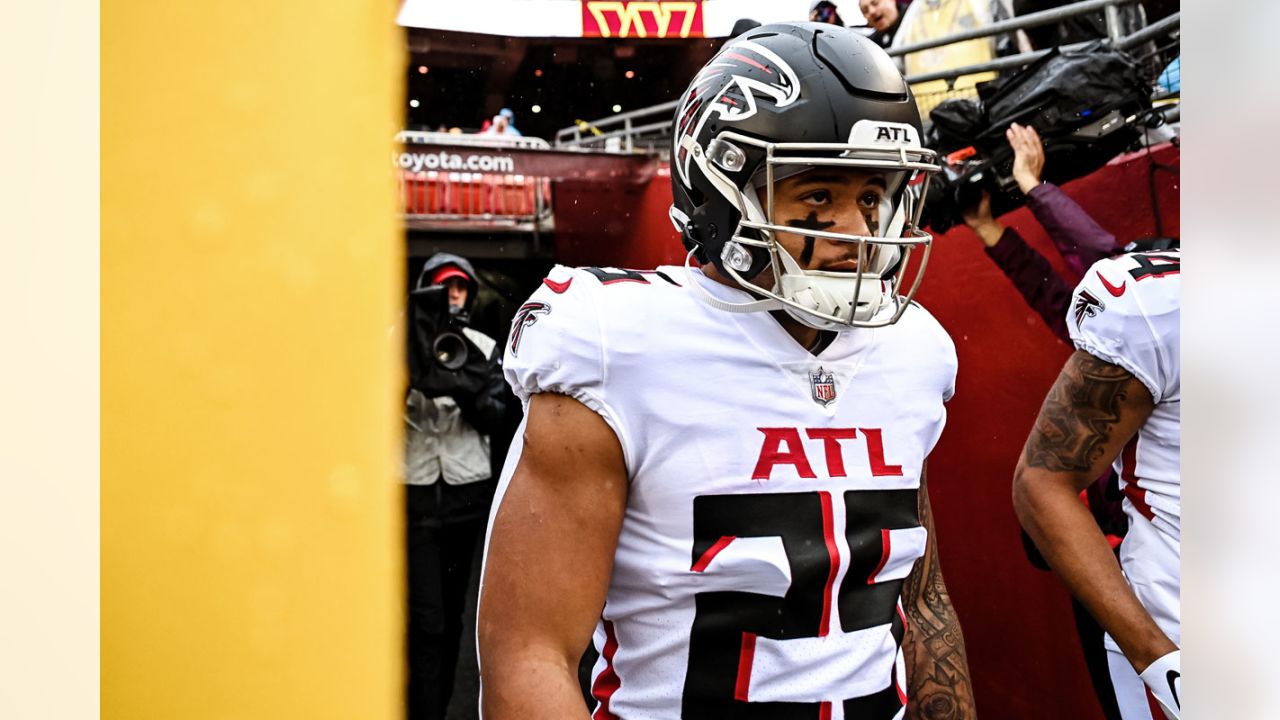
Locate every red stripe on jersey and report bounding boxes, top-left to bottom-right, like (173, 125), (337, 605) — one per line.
(1123, 484), (1156, 522)
(1145, 685), (1170, 719)
(894, 601), (910, 705)
(818, 701), (833, 720)
(542, 277), (573, 294)
(591, 620), (622, 720)
(869, 529), (892, 584)
(1120, 436), (1156, 521)
(691, 535), (736, 572)
(819, 491), (840, 637)
(734, 632), (757, 702)
(1121, 435), (1139, 484)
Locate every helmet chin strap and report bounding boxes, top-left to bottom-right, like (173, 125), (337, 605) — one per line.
(682, 249), (786, 314)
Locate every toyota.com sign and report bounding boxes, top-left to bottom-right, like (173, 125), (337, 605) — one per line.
(395, 149), (516, 174)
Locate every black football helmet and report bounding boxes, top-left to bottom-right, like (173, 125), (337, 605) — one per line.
(670, 22), (940, 329)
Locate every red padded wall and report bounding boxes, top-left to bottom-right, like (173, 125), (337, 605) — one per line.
(916, 142), (1179, 720)
(552, 165), (692, 270)
(551, 142), (1180, 719)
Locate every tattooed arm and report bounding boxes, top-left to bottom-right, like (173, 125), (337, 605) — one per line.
(1012, 350), (1176, 672)
(903, 464), (978, 719)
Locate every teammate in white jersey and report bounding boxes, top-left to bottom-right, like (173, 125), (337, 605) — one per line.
(478, 23), (976, 719)
(1014, 248), (1181, 720)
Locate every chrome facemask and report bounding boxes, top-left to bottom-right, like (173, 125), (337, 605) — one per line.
(681, 124), (941, 330)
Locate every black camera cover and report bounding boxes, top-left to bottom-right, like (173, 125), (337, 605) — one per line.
(407, 285), (484, 398)
(921, 42), (1153, 233)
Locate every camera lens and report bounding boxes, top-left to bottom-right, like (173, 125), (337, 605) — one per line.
(432, 332), (469, 371)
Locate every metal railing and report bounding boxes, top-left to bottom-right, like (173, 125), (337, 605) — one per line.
(902, 7), (1176, 85)
(887, 0), (1136, 58)
(1116, 11), (1179, 51)
(398, 169), (554, 233)
(903, 7), (1177, 114)
(397, 130), (551, 150)
(553, 102), (679, 153)
(554, 0), (1179, 151)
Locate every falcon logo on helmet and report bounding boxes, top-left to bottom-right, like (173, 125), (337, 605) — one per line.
(675, 40), (801, 190)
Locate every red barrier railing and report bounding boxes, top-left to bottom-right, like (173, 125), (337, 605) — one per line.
(399, 170), (553, 230)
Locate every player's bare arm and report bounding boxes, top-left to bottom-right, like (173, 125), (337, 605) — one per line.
(478, 392), (628, 719)
(1013, 350), (1176, 672)
(902, 465), (977, 719)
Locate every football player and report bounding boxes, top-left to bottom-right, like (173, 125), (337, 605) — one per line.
(478, 23), (976, 719)
(1014, 247), (1181, 719)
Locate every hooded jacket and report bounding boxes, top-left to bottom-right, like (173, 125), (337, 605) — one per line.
(418, 252), (481, 315)
(405, 254), (505, 491)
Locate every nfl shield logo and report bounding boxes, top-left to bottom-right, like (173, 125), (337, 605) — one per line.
(810, 367), (837, 406)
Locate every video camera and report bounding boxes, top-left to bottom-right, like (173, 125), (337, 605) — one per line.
(406, 284), (479, 396)
(918, 42), (1156, 234)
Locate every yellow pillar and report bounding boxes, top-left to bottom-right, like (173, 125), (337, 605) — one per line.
(103, 4), (403, 718)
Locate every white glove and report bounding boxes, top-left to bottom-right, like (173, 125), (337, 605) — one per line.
(1138, 649), (1180, 719)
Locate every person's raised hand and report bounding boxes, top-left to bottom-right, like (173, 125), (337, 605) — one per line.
(1007, 122), (1045, 195)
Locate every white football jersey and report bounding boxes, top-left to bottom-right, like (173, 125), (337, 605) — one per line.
(1068, 249), (1181, 647)
(483, 264), (957, 719)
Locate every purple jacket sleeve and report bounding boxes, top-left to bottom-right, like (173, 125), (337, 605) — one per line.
(985, 227), (1073, 343)
(1025, 182), (1116, 277)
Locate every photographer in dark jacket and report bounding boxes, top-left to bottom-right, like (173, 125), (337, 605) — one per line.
(404, 253), (506, 720)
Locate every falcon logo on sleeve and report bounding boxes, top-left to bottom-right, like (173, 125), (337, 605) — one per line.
(509, 301), (551, 357)
(1072, 288), (1105, 329)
